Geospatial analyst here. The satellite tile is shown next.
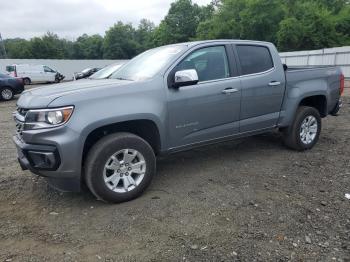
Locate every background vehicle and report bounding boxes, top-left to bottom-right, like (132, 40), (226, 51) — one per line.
(13, 40), (344, 203)
(74, 68), (101, 80)
(89, 63), (123, 79)
(6, 64), (64, 85)
(0, 73), (24, 101)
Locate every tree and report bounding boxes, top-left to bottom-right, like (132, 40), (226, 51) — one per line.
(277, 1), (341, 51)
(29, 32), (71, 59)
(73, 34), (103, 59)
(4, 38), (33, 58)
(239, 0), (284, 43)
(334, 5), (350, 45)
(135, 19), (156, 52)
(103, 22), (139, 59)
(196, 0), (248, 39)
(277, 17), (305, 51)
(196, 0), (284, 42)
(153, 0), (213, 45)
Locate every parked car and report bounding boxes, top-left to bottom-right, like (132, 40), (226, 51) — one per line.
(89, 63), (123, 79)
(13, 40), (344, 203)
(6, 64), (65, 85)
(74, 68), (101, 80)
(0, 73), (24, 101)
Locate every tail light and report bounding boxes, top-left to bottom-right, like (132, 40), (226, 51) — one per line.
(340, 73), (344, 96)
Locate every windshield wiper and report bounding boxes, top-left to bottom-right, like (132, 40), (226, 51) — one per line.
(115, 77), (133, 81)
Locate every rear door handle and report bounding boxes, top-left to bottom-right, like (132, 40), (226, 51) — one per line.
(222, 87), (238, 94)
(268, 81), (281, 86)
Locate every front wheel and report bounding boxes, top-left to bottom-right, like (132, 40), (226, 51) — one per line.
(0, 87), (14, 101)
(282, 106), (321, 151)
(85, 132), (156, 203)
(23, 78), (31, 85)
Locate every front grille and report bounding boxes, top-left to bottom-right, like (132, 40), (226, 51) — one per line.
(15, 121), (24, 136)
(14, 107), (27, 137)
(17, 107), (28, 117)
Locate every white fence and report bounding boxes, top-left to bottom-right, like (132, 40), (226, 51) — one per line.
(280, 46), (350, 78)
(0, 59), (127, 80)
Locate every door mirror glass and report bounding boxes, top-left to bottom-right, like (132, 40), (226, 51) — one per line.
(174, 69), (199, 88)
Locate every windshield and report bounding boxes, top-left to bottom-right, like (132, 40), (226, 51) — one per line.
(110, 45), (186, 81)
(6, 66), (15, 72)
(89, 63), (122, 79)
(82, 68), (92, 74)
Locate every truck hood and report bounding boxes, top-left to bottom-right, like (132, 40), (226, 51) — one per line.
(17, 79), (130, 108)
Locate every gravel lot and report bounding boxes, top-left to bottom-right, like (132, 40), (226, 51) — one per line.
(0, 85), (349, 261)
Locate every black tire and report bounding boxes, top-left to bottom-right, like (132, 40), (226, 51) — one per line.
(282, 106), (321, 151)
(85, 132), (156, 203)
(0, 87), (14, 101)
(23, 78), (31, 85)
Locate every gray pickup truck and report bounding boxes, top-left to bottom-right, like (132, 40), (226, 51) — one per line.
(13, 40), (344, 203)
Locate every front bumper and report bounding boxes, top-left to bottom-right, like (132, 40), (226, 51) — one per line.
(13, 135), (60, 173)
(12, 127), (83, 192)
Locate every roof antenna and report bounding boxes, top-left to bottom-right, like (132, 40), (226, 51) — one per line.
(0, 33), (7, 59)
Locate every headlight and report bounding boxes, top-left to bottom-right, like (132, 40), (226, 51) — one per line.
(24, 106), (74, 130)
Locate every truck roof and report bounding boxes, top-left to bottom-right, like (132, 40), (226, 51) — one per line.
(167, 39), (273, 48)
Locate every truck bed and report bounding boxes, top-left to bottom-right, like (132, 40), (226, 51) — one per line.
(284, 65), (341, 116)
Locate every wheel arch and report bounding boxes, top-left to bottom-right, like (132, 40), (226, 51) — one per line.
(81, 119), (162, 168)
(298, 94), (327, 117)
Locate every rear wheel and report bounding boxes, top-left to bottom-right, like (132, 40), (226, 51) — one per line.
(85, 132), (156, 203)
(0, 87), (14, 101)
(23, 78), (31, 85)
(282, 106), (321, 151)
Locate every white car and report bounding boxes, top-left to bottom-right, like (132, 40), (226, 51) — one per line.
(6, 64), (63, 85)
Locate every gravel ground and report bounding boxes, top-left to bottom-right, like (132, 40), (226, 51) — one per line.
(0, 85), (349, 261)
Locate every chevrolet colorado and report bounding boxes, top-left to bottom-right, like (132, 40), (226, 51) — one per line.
(13, 40), (344, 203)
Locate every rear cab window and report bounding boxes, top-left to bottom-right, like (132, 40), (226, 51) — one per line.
(236, 45), (274, 75)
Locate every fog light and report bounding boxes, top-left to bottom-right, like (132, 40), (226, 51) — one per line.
(27, 151), (58, 169)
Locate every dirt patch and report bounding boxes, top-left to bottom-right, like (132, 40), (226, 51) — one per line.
(0, 91), (349, 261)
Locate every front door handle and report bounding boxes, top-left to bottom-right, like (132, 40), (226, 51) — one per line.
(268, 81), (281, 86)
(222, 88), (238, 94)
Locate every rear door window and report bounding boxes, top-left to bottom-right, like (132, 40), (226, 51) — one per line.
(236, 45), (274, 75)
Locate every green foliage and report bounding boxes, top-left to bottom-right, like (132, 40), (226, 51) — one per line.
(29, 32), (70, 59)
(103, 22), (139, 59)
(239, 0), (285, 42)
(73, 34), (103, 59)
(277, 17), (305, 51)
(135, 19), (156, 52)
(153, 0), (214, 45)
(4, 38), (33, 58)
(198, 0), (350, 51)
(2, 0), (350, 59)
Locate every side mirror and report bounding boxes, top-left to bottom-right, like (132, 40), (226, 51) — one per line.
(174, 69), (199, 88)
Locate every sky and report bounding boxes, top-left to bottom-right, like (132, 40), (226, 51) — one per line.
(0, 0), (212, 40)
